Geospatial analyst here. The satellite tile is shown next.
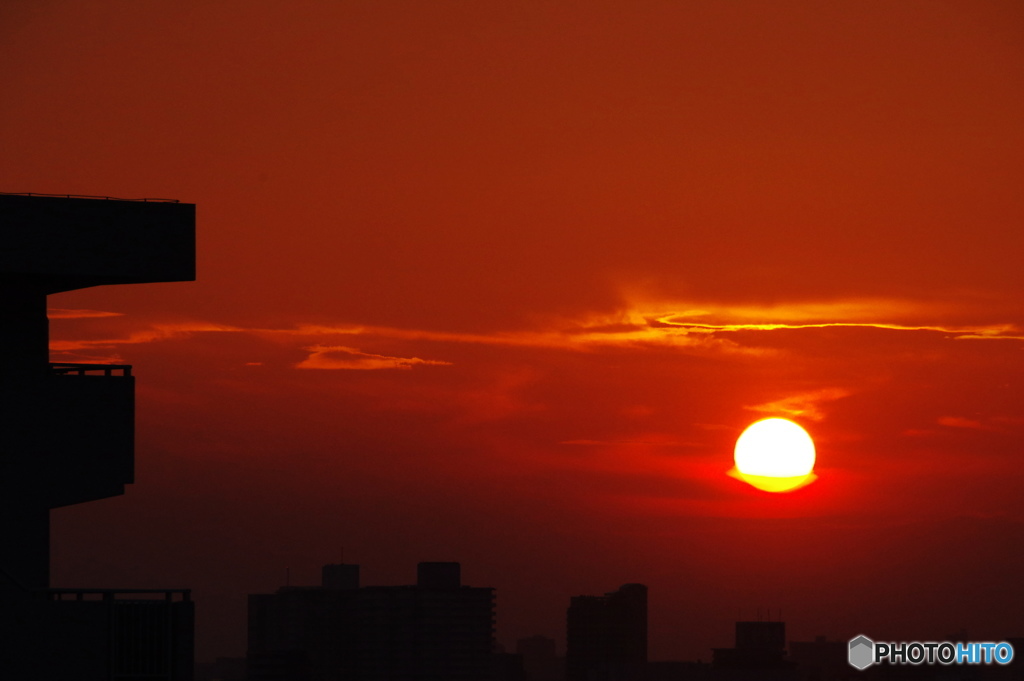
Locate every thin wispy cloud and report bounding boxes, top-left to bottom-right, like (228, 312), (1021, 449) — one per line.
(49, 322), (242, 351)
(296, 345), (452, 371)
(264, 320), (756, 354)
(745, 388), (852, 422)
(657, 318), (1024, 340)
(651, 298), (1024, 340)
(937, 416), (993, 431)
(47, 308), (124, 319)
(46, 297), (1024, 370)
(560, 438), (703, 448)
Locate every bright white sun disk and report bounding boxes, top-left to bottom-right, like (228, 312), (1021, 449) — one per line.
(734, 418), (815, 477)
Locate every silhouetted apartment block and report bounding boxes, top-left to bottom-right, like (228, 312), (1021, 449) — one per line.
(712, 621), (796, 681)
(194, 655), (247, 681)
(517, 634), (563, 681)
(247, 561), (496, 680)
(565, 583), (647, 681)
(788, 636), (853, 681)
(0, 193), (195, 680)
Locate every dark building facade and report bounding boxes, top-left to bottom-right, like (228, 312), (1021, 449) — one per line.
(712, 621), (796, 681)
(247, 561), (496, 680)
(788, 636), (852, 681)
(516, 634), (562, 681)
(565, 583), (647, 681)
(0, 193), (196, 679)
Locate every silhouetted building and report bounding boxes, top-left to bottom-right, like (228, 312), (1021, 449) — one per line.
(493, 650), (528, 681)
(646, 660), (714, 681)
(247, 561), (496, 680)
(788, 636), (852, 681)
(517, 635), (563, 681)
(566, 583), (647, 681)
(0, 193), (196, 679)
(195, 656), (248, 681)
(712, 621), (796, 681)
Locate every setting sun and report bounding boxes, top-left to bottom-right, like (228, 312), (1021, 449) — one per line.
(731, 418), (817, 492)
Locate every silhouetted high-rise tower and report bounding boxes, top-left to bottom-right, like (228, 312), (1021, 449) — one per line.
(713, 620), (792, 671)
(0, 193), (196, 679)
(566, 583), (647, 681)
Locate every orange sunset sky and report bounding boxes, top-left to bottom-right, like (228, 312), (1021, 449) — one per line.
(3, 0), (1024, 663)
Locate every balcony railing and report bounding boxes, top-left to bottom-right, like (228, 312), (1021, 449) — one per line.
(43, 588), (190, 602)
(41, 589), (193, 680)
(50, 362), (132, 377)
(0, 191), (179, 203)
